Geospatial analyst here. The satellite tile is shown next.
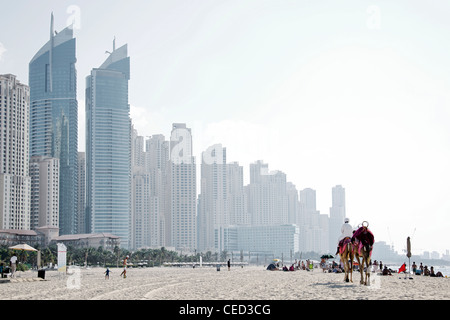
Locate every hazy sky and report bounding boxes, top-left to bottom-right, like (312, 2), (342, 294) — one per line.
(1, 0), (450, 255)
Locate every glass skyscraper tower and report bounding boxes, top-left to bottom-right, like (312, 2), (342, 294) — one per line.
(86, 42), (131, 248)
(29, 14), (78, 235)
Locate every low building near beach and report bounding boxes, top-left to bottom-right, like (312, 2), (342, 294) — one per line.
(51, 233), (120, 251)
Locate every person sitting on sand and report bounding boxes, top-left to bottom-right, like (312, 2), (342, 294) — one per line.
(436, 271), (443, 277)
(423, 266), (430, 276)
(430, 266), (436, 277)
(382, 265), (392, 276)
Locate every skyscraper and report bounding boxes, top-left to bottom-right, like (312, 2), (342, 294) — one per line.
(77, 152), (86, 233)
(146, 134), (169, 248)
(29, 14), (78, 235)
(131, 126), (151, 249)
(198, 144), (227, 252)
(329, 185), (346, 252)
(247, 161), (288, 226)
(86, 42), (131, 248)
(29, 156), (59, 230)
(0, 74), (31, 230)
(169, 123), (196, 250)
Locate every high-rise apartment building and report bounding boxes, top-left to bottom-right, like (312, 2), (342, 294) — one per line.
(169, 123), (196, 251)
(0, 74), (31, 230)
(226, 161), (248, 226)
(86, 43), (131, 248)
(29, 14), (78, 235)
(146, 134), (169, 248)
(29, 156), (59, 230)
(77, 152), (86, 233)
(131, 126), (151, 249)
(247, 161), (288, 226)
(329, 185), (346, 252)
(198, 144), (227, 252)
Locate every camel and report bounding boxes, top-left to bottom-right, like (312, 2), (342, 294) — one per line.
(338, 238), (354, 283)
(353, 222), (374, 285)
(354, 242), (372, 285)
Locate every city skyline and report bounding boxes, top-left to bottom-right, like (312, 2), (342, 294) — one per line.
(1, 1), (449, 254)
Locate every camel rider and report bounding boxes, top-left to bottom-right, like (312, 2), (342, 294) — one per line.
(335, 218), (353, 255)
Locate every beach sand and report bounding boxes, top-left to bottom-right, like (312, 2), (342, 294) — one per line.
(1, 266), (449, 300)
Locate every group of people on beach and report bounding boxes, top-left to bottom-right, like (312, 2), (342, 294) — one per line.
(411, 262), (444, 277)
(104, 255), (129, 279)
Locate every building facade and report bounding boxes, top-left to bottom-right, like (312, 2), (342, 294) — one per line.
(28, 14), (78, 235)
(0, 74), (31, 230)
(198, 144), (227, 252)
(29, 156), (59, 230)
(86, 43), (131, 248)
(329, 185), (346, 252)
(169, 123), (197, 251)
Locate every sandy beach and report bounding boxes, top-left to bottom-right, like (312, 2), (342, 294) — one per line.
(1, 265), (449, 301)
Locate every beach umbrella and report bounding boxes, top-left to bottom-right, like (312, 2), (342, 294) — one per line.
(406, 237), (411, 258)
(321, 254), (334, 259)
(9, 244), (38, 252)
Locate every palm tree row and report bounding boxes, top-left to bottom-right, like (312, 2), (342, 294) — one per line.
(0, 245), (224, 269)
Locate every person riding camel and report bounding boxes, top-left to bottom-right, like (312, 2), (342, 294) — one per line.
(335, 218), (353, 255)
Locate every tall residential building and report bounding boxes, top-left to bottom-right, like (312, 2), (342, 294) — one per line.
(329, 185), (346, 252)
(226, 161), (248, 226)
(0, 74), (31, 230)
(146, 134), (169, 248)
(77, 152), (86, 233)
(299, 188), (320, 253)
(131, 126), (151, 249)
(169, 123), (196, 251)
(247, 161), (288, 226)
(86, 42), (131, 248)
(29, 156), (59, 230)
(29, 14), (78, 235)
(198, 144), (227, 252)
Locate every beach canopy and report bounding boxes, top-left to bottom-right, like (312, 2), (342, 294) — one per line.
(9, 243), (38, 252)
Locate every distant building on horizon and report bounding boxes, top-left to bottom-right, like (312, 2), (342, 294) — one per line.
(86, 42), (131, 249)
(0, 74), (31, 230)
(329, 185), (346, 252)
(29, 14), (78, 236)
(169, 123), (197, 251)
(146, 134), (170, 249)
(198, 144), (228, 252)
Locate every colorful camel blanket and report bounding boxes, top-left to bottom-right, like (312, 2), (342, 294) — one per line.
(338, 237), (352, 255)
(352, 227), (374, 256)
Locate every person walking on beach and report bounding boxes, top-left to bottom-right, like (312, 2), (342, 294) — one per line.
(227, 259), (231, 271)
(10, 254), (17, 278)
(105, 268), (111, 280)
(120, 266), (127, 278)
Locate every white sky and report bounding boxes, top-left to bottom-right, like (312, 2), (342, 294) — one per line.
(1, 0), (449, 255)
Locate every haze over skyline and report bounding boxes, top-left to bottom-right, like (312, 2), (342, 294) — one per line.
(1, 0), (449, 255)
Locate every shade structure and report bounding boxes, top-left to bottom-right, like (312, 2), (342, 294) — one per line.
(8, 244), (38, 252)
